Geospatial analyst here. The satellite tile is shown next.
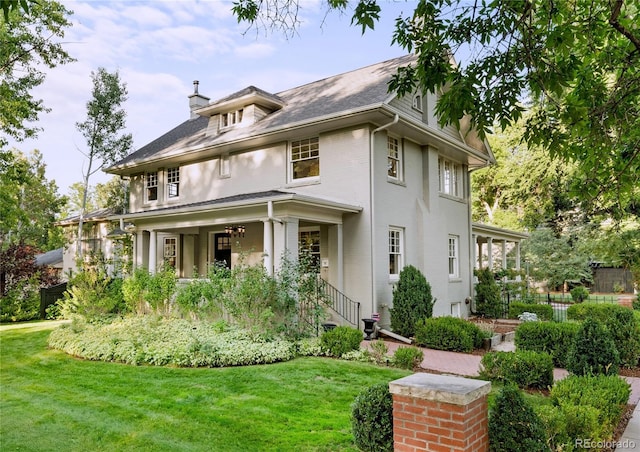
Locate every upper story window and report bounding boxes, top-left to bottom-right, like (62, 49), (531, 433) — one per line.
(448, 235), (459, 279)
(387, 136), (402, 181)
(167, 167), (180, 199)
(438, 157), (463, 198)
(220, 109), (243, 128)
(290, 137), (319, 181)
(389, 227), (404, 279)
(412, 94), (423, 112)
(146, 171), (158, 201)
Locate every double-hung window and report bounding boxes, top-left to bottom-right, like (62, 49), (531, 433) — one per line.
(167, 167), (180, 199)
(290, 137), (319, 181)
(387, 136), (402, 181)
(389, 227), (404, 279)
(146, 171), (158, 201)
(448, 235), (459, 279)
(438, 157), (462, 197)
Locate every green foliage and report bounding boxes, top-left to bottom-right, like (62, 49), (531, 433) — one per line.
(123, 264), (177, 316)
(488, 385), (549, 452)
(508, 302), (553, 321)
(480, 350), (554, 390)
(389, 265), (434, 337)
(0, 150), (67, 250)
(515, 321), (580, 368)
(567, 302), (640, 367)
(351, 383), (393, 452)
(0, 274), (41, 322)
(543, 375), (631, 446)
(0, 0), (74, 147)
(474, 268), (502, 318)
(58, 255), (125, 320)
(391, 346), (423, 370)
(414, 317), (483, 353)
(566, 318), (620, 376)
(367, 339), (389, 366)
(319, 326), (362, 358)
(570, 286), (589, 303)
(47, 316), (297, 367)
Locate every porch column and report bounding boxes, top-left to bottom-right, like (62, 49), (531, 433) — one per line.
(337, 223), (344, 292)
(274, 217), (299, 270)
(471, 234), (478, 270)
(487, 238), (493, 270)
(501, 240), (507, 270)
(515, 241), (521, 271)
(148, 229), (157, 274)
(263, 219), (273, 276)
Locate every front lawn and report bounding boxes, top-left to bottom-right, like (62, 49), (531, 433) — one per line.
(0, 323), (410, 451)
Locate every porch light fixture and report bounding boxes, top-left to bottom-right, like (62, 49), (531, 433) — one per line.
(225, 225), (245, 238)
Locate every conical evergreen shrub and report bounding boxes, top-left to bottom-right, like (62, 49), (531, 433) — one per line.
(390, 265), (434, 337)
(566, 317), (620, 376)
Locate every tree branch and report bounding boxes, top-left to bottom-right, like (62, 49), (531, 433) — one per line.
(609, 0), (640, 52)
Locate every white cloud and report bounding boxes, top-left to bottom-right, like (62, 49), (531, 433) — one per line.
(234, 42), (276, 59)
(120, 5), (173, 28)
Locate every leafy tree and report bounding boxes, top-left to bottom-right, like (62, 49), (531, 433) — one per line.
(232, 0), (639, 217)
(523, 227), (592, 292)
(0, 149), (67, 250)
(64, 176), (128, 217)
(75, 68), (132, 259)
(0, 0), (73, 147)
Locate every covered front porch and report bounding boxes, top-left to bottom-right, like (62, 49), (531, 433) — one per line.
(113, 191), (362, 294)
(471, 223), (529, 272)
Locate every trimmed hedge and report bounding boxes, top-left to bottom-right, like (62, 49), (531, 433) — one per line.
(567, 302), (640, 367)
(480, 350), (554, 389)
(351, 383), (394, 452)
(489, 385), (548, 452)
(508, 302), (553, 321)
(537, 375), (632, 448)
(390, 265), (434, 337)
(391, 346), (424, 370)
(515, 321), (580, 368)
(319, 326), (363, 357)
(414, 317), (483, 353)
(566, 318), (620, 376)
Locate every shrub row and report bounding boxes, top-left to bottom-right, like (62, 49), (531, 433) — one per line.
(480, 350), (554, 389)
(515, 321), (580, 368)
(537, 375), (631, 450)
(414, 317), (483, 353)
(508, 302), (554, 321)
(567, 302), (640, 368)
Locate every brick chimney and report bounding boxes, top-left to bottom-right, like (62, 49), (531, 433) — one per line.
(188, 80), (210, 119)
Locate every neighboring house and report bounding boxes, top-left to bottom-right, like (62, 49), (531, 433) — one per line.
(57, 208), (121, 278)
(34, 247), (64, 280)
(90, 54), (498, 326)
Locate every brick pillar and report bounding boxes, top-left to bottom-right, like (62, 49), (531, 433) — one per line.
(389, 373), (491, 452)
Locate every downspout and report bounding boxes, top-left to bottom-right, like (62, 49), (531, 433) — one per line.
(369, 114), (399, 318)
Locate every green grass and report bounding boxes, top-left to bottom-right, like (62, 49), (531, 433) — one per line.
(1, 323), (410, 451)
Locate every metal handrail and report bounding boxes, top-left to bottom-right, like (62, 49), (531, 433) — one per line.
(317, 278), (360, 327)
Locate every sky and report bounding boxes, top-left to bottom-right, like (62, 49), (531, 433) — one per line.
(7, 0), (418, 196)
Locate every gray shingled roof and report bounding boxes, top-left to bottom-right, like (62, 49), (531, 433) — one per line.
(35, 248), (63, 267)
(108, 54), (416, 169)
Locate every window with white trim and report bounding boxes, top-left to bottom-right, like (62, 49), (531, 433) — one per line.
(389, 228), (404, 278)
(387, 136), (402, 181)
(146, 171), (158, 201)
(299, 228), (320, 272)
(164, 237), (177, 268)
(220, 109), (243, 128)
(412, 94), (423, 112)
(167, 167), (180, 199)
(438, 157), (462, 197)
(448, 235), (459, 279)
(290, 137), (319, 180)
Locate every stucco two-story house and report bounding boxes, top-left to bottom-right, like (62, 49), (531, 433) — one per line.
(103, 54), (496, 327)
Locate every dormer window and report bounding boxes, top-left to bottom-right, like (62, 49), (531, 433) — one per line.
(220, 109), (243, 128)
(412, 94), (423, 112)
